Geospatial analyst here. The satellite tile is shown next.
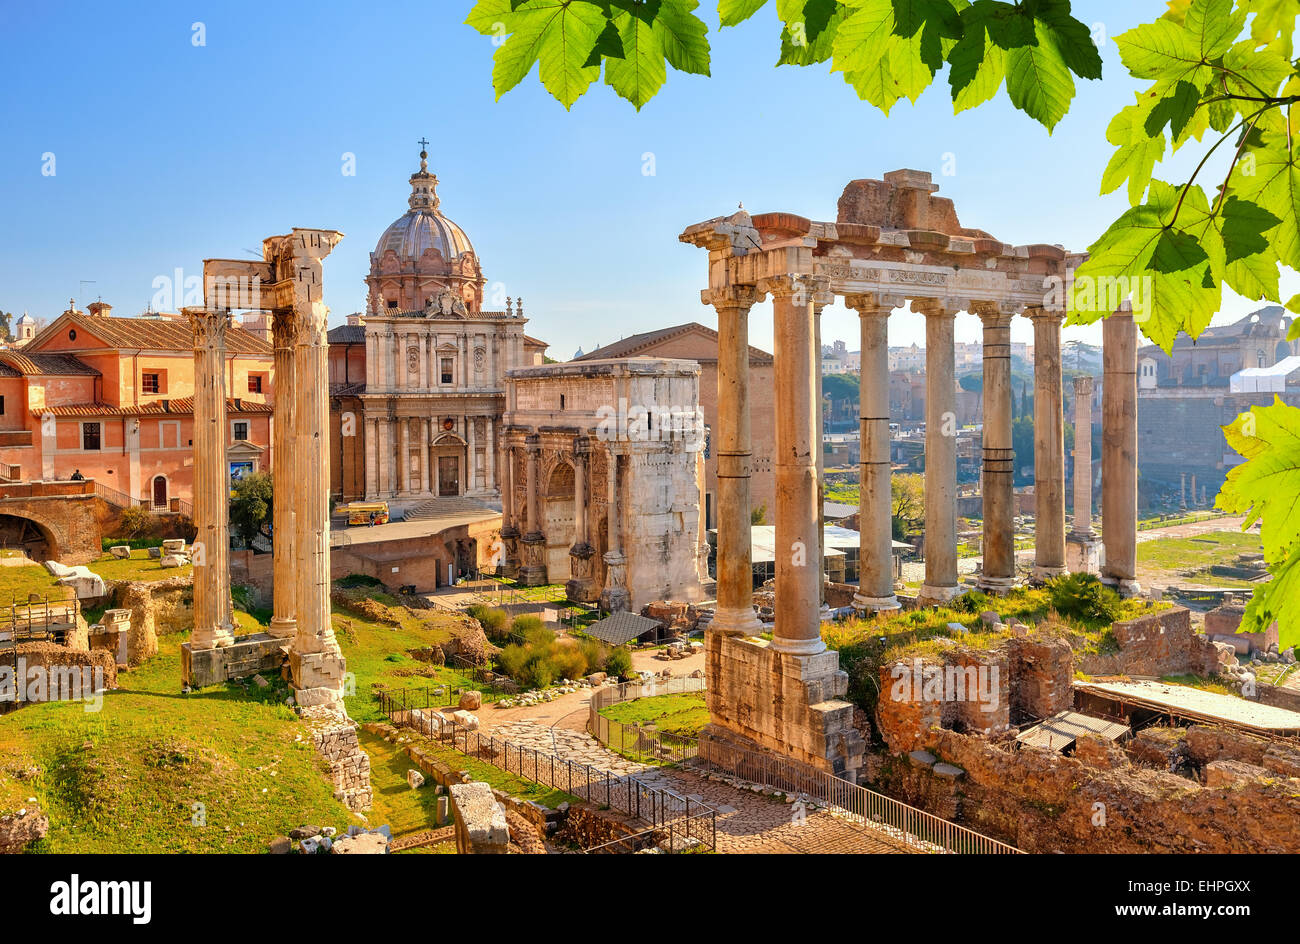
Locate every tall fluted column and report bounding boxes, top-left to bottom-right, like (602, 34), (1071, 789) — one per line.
(281, 230), (347, 711)
(705, 285), (763, 637)
(397, 418), (409, 494)
(976, 303), (1016, 592)
(419, 418), (431, 495)
(269, 309), (298, 639)
(917, 299), (960, 604)
(1102, 308), (1141, 596)
(846, 294), (900, 612)
(600, 445), (629, 612)
(764, 275), (826, 655)
(187, 307), (234, 651)
(1071, 375), (1096, 539)
(519, 433), (547, 586)
(1030, 307), (1067, 581)
(566, 436), (596, 602)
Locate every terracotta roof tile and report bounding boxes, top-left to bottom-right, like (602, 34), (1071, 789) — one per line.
(0, 352), (100, 376)
(32, 397), (273, 418)
(38, 313), (272, 355)
(576, 322), (773, 365)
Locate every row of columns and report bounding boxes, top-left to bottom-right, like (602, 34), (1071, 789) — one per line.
(365, 414), (495, 498)
(502, 435), (628, 607)
(188, 229), (348, 710)
(706, 283), (1141, 634)
(366, 326), (516, 393)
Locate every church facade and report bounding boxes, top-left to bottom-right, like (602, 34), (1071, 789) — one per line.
(328, 147), (546, 505)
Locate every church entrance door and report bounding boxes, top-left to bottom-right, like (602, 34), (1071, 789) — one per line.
(438, 456), (459, 496)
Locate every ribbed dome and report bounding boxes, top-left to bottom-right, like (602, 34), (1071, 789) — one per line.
(374, 208), (474, 262)
(374, 147), (475, 263)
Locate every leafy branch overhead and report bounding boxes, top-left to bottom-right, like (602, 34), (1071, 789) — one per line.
(466, 0), (1102, 121)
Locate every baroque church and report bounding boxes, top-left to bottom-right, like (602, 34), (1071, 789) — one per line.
(329, 145), (547, 505)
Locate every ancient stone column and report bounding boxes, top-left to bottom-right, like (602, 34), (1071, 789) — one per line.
(1102, 309), (1141, 596)
(764, 275), (827, 655)
(187, 307), (234, 651)
(916, 299), (960, 604)
(268, 309), (298, 640)
(566, 436), (596, 602)
(705, 285), (763, 637)
(519, 433), (547, 586)
(499, 439), (520, 577)
(397, 418), (409, 494)
(1030, 307), (1067, 582)
(976, 303), (1016, 592)
(280, 230), (348, 711)
(813, 293), (829, 609)
(600, 445), (630, 612)
(846, 294), (900, 612)
(1067, 374), (1099, 574)
(419, 418), (431, 495)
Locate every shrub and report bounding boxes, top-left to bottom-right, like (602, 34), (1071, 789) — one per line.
(497, 644), (529, 680)
(1047, 573), (1121, 625)
(604, 647), (633, 680)
(115, 506), (157, 541)
(951, 590), (991, 614)
(467, 604), (510, 641)
(511, 613), (545, 637)
(550, 644), (587, 682)
(578, 638), (604, 674)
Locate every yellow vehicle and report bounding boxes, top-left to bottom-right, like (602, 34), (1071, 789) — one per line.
(341, 501), (388, 526)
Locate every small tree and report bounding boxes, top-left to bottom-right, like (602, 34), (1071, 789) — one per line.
(750, 502), (767, 526)
(229, 472), (273, 549)
(116, 505), (156, 541)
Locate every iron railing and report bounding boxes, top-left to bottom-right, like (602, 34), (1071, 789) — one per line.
(377, 687), (717, 851)
(587, 676), (706, 764)
(693, 732), (1022, 854)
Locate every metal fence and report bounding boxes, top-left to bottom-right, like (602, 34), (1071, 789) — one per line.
(694, 732), (1022, 855)
(587, 676), (706, 764)
(377, 688), (717, 851)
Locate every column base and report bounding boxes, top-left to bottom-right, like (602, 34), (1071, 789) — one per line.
(518, 566), (548, 587)
(290, 648), (347, 708)
(1066, 537), (1100, 575)
(267, 617), (297, 640)
(599, 586), (631, 613)
(1031, 565), (1068, 583)
(852, 593), (900, 614)
(564, 577), (598, 604)
(1100, 575), (1143, 598)
(768, 631), (827, 656)
(917, 584), (962, 605)
(975, 575), (1016, 594)
(708, 606), (763, 638)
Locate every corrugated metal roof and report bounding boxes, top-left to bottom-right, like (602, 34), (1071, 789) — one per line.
(1016, 710), (1130, 751)
(585, 611), (662, 647)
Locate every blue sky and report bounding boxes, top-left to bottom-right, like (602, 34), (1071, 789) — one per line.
(1, 0), (1292, 359)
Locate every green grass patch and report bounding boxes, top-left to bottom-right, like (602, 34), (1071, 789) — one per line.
(599, 692), (709, 737)
(1136, 530), (1265, 587)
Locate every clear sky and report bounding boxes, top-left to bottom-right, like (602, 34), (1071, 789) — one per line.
(1, 0), (1293, 359)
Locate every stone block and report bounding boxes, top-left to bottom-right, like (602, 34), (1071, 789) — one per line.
(331, 831), (389, 854)
(458, 690), (482, 711)
(449, 782), (509, 854)
(407, 768), (425, 789)
(109, 545), (132, 560)
(182, 633), (287, 689)
(1205, 759), (1270, 789)
(451, 709), (479, 730)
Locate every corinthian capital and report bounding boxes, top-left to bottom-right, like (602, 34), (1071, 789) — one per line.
(702, 284), (763, 312)
(844, 292), (905, 316)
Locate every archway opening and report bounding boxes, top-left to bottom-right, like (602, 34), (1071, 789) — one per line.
(544, 462), (575, 580)
(0, 513), (57, 562)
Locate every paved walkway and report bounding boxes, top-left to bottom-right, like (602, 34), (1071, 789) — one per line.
(488, 718), (911, 854)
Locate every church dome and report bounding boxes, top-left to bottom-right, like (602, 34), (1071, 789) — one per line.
(373, 147), (475, 263)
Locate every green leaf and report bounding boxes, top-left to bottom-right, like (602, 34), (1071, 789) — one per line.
(845, 57), (903, 114)
(1183, 0), (1246, 60)
(1218, 397), (1300, 575)
(604, 7), (667, 107)
(1240, 544), (1300, 650)
(1245, 0), (1299, 59)
(949, 26), (1006, 112)
(1005, 17), (1075, 131)
(719, 0), (767, 27)
(1144, 79), (1200, 140)
(654, 0), (712, 74)
(1100, 101), (1166, 203)
(467, 0), (515, 35)
(1232, 130), (1300, 271)
(831, 0), (898, 77)
(534, 1), (608, 109)
(1114, 18), (1212, 92)
(777, 0), (844, 65)
(1220, 195), (1283, 262)
(1025, 0), (1103, 81)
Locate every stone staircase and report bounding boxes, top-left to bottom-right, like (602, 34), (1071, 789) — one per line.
(401, 496), (499, 521)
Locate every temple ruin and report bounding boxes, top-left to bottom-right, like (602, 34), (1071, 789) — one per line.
(681, 170), (1141, 778)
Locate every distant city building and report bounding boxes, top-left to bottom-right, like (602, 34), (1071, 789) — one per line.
(1137, 306), (1300, 503)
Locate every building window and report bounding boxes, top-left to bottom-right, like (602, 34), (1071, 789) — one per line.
(560, 394), (566, 411)
(142, 372), (160, 394)
(0, 395), (5, 416)
(247, 374), (263, 394)
(232, 421), (249, 441)
(440, 357), (454, 385)
(82, 422), (101, 451)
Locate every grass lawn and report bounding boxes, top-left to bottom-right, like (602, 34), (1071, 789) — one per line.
(0, 550), (192, 609)
(599, 691), (709, 737)
(1136, 530), (1264, 587)
(88, 549), (192, 583)
(0, 634), (357, 853)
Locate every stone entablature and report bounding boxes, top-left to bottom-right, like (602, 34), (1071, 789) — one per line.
(502, 358), (707, 610)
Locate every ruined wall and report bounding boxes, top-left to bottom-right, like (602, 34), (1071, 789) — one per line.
(1077, 607), (1234, 677)
(872, 727), (1300, 854)
(309, 718), (373, 813)
(1006, 635), (1073, 720)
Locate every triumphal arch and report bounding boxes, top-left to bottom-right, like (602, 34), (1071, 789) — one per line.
(681, 170), (1140, 779)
